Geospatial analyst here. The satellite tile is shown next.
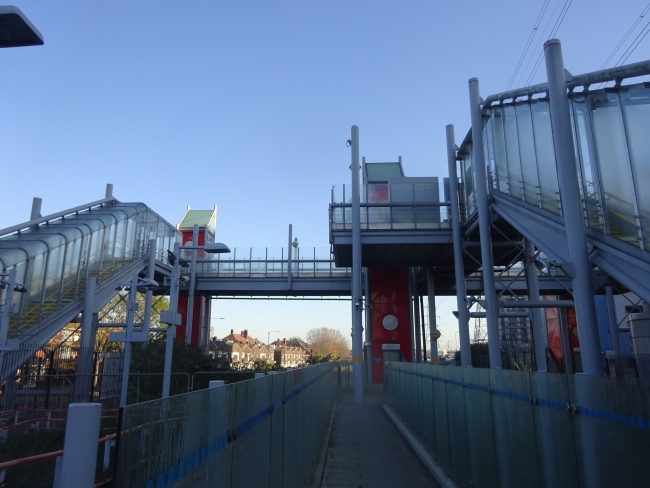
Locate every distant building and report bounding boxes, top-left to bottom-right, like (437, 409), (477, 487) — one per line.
(272, 338), (309, 368)
(211, 332), (309, 369)
(213, 329), (272, 369)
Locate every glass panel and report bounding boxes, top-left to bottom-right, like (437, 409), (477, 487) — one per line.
(489, 369), (541, 488)
(620, 85), (650, 249)
(463, 367), (499, 488)
(485, 115), (498, 191)
(113, 217), (127, 262)
(445, 366), (472, 488)
(269, 373), (285, 487)
(231, 377), (272, 487)
(420, 365), (436, 456)
(491, 108), (511, 196)
(531, 372), (580, 487)
(43, 244), (64, 309)
(332, 184), (344, 204)
(516, 103), (541, 207)
(590, 91), (639, 246)
(572, 96), (605, 232)
(504, 105), (524, 200)
(531, 101), (562, 214)
(124, 216), (137, 261)
(431, 366), (451, 474)
(462, 148), (476, 218)
(569, 375), (650, 488)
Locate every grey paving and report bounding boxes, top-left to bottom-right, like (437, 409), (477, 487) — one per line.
(321, 391), (440, 488)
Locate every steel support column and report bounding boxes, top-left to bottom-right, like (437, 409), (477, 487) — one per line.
(412, 268), (422, 362)
(426, 267), (439, 362)
(163, 242), (181, 399)
(350, 125), (364, 405)
(469, 78), (501, 368)
(287, 224), (293, 290)
(142, 239), (156, 337)
(544, 39), (601, 376)
(447, 124), (472, 367)
(185, 225), (199, 344)
(73, 277), (97, 401)
(606, 286), (623, 377)
(525, 239), (548, 372)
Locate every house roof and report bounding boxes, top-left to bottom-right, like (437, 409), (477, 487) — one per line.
(177, 207), (217, 232)
(221, 332), (263, 345)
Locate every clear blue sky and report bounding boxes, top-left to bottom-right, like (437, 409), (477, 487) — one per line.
(1, 1), (648, 348)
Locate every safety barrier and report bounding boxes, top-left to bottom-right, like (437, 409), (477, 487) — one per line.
(385, 362), (650, 488)
(115, 363), (338, 487)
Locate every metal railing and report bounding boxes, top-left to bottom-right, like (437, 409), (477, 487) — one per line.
(192, 246), (351, 279)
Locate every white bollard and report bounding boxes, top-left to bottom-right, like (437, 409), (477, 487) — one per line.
(59, 403), (102, 488)
(209, 380), (225, 388)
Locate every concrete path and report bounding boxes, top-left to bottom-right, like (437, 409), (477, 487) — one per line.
(320, 390), (440, 488)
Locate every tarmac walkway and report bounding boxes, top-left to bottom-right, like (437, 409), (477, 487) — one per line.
(320, 390), (440, 488)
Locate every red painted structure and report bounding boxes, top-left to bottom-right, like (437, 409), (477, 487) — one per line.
(175, 208), (217, 347)
(368, 267), (412, 383)
(545, 294), (580, 371)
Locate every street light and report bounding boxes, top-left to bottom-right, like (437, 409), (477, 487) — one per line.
(0, 6), (43, 48)
(161, 240), (230, 399)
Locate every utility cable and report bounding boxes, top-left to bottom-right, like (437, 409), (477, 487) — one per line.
(600, 2), (650, 70)
(507, 0), (552, 90)
(523, 0), (572, 88)
(614, 18), (650, 66)
(517, 0), (562, 88)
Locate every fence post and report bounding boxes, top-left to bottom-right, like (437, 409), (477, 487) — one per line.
(57, 403), (102, 488)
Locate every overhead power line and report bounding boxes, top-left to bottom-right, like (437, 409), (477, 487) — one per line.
(523, 0), (572, 88)
(507, 0), (552, 91)
(515, 0), (563, 88)
(614, 18), (650, 67)
(600, 3), (650, 70)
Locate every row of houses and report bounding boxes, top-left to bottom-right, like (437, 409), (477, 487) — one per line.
(210, 329), (309, 369)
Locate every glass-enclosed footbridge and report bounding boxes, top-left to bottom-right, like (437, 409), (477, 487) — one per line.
(0, 190), (179, 349)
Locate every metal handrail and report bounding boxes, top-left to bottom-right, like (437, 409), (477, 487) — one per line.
(0, 196), (119, 238)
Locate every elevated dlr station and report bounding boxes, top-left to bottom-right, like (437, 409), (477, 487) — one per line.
(1, 39), (650, 487)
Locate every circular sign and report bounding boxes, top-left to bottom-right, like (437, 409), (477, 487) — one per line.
(382, 314), (398, 331)
(430, 329), (441, 340)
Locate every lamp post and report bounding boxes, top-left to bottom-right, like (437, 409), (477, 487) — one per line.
(210, 317), (225, 339)
(161, 241), (230, 399)
(287, 225), (299, 289)
(0, 6), (43, 48)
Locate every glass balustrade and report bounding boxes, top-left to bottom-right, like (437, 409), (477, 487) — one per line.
(193, 246), (350, 278)
(330, 182), (452, 230)
(0, 203), (179, 338)
(459, 82), (650, 250)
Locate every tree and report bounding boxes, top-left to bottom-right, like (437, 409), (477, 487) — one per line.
(305, 327), (351, 360)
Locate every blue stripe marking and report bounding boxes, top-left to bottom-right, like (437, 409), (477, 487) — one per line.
(395, 366), (647, 433)
(145, 367), (334, 487)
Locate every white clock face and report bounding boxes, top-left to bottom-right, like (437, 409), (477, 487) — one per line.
(382, 314), (398, 331)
